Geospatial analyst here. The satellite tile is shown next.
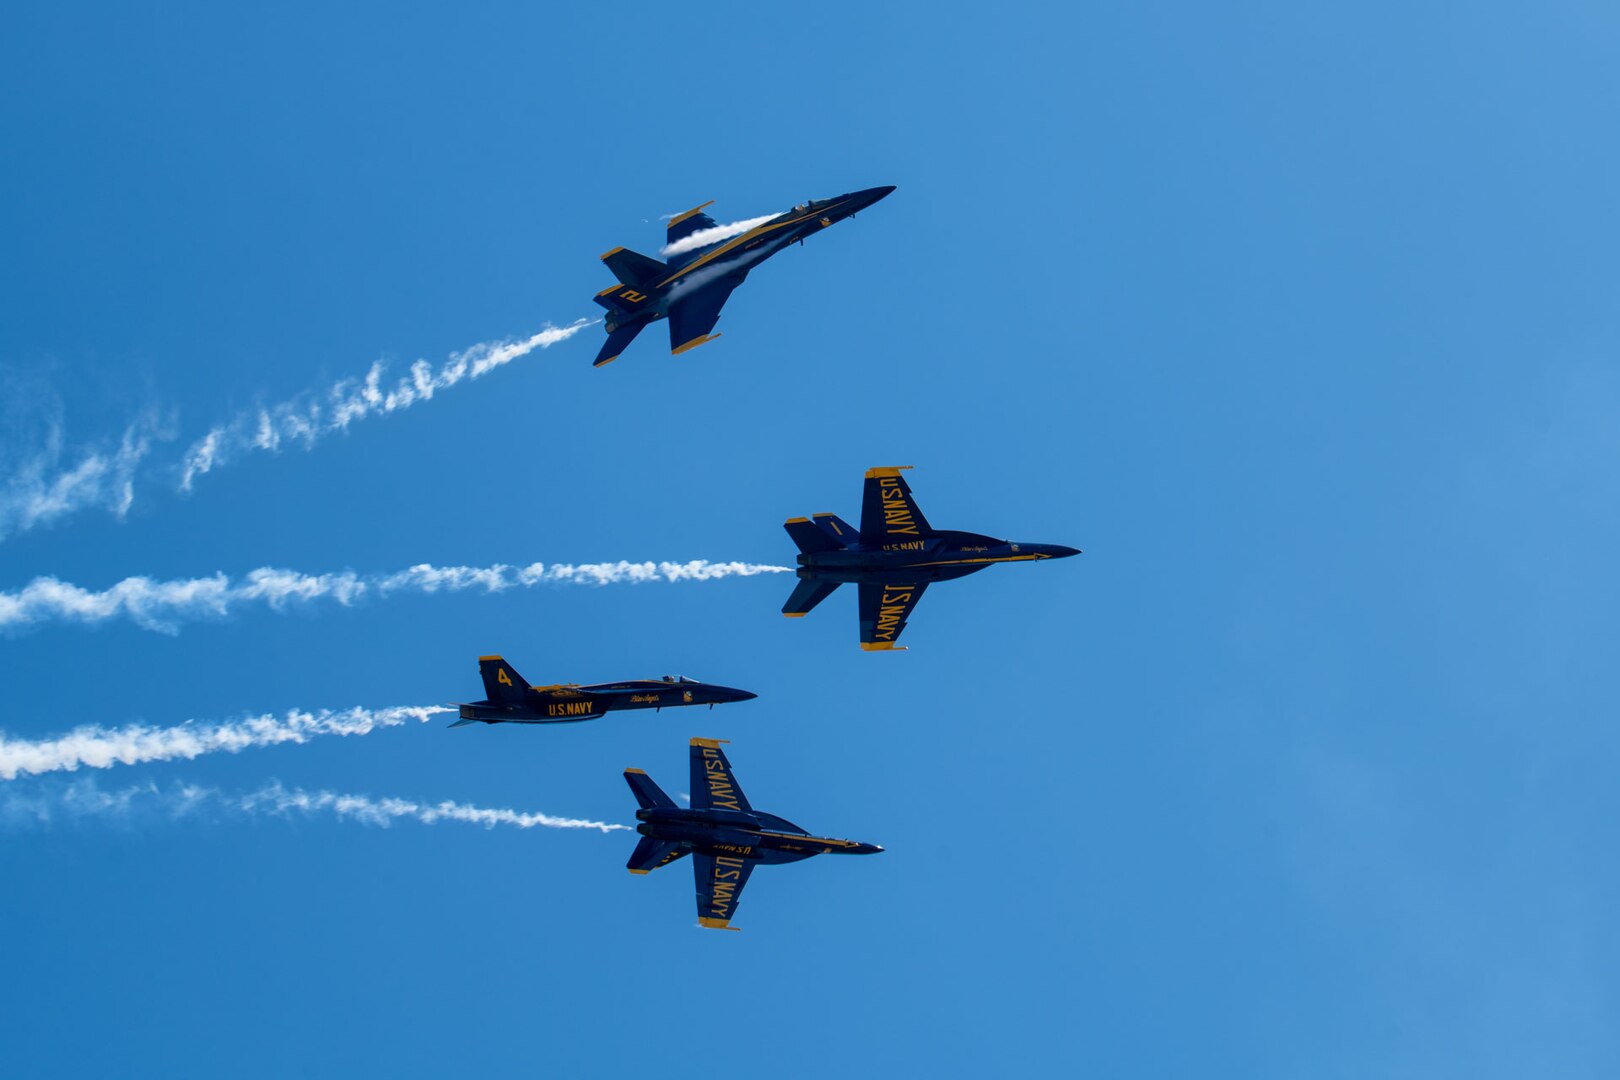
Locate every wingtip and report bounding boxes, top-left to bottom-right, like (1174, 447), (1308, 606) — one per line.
(671, 333), (721, 356)
(667, 201), (715, 228)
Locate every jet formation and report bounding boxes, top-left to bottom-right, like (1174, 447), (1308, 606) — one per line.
(590, 186), (896, 367)
(446, 188), (1082, 929)
(452, 656), (756, 727)
(782, 466), (1081, 650)
(624, 738), (883, 931)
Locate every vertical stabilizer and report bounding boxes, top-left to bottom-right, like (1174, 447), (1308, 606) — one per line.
(478, 656), (530, 703)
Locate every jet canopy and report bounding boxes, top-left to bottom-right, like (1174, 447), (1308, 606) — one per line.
(659, 675), (698, 684)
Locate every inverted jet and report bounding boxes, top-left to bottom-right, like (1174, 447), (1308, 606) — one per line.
(590, 185), (896, 367)
(451, 656), (756, 727)
(782, 467), (1081, 650)
(624, 738), (882, 931)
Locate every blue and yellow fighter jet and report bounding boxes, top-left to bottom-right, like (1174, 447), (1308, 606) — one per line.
(624, 739), (882, 931)
(589, 185), (896, 367)
(781, 467), (1081, 650)
(451, 656), (756, 727)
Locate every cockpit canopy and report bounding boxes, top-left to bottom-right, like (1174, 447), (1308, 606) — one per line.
(659, 675), (698, 684)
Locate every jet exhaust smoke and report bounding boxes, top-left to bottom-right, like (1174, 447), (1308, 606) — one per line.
(0, 705), (450, 781)
(0, 413), (169, 542)
(660, 214), (778, 258)
(0, 559), (792, 634)
(0, 321), (593, 541)
(2, 778), (628, 833)
(179, 320), (594, 491)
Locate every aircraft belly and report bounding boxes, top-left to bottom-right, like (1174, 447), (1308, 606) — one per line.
(752, 845), (818, 865)
(647, 822), (758, 853)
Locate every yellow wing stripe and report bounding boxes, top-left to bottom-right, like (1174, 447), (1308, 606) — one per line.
(698, 917), (739, 931)
(689, 737), (730, 749)
(671, 333), (721, 355)
(666, 200), (715, 228)
(864, 465), (914, 479)
(655, 201), (849, 289)
(861, 642), (907, 652)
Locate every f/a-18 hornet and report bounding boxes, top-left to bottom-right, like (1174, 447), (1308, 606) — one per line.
(624, 739), (882, 931)
(451, 656), (756, 727)
(589, 185), (896, 367)
(782, 467), (1081, 650)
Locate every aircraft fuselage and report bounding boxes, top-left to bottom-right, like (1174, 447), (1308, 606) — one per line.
(600, 186), (896, 337)
(457, 678), (756, 726)
(796, 535), (1082, 584)
(634, 807), (882, 864)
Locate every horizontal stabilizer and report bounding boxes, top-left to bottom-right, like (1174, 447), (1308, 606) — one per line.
(600, 246), (667, 286)
(448, 716), (481, 729)
(811, 513), (857, 543)
(624, 768), (676, 810)
(627, 836), (687, 874)
(784, 517), (846, 555)
(782, 577), (841, 618)
(594, 321), (647, 367)
(593, 282), (657, 315)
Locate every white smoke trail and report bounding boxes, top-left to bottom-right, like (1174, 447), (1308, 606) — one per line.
(0, 414), (170, 542)
(238, 782), (628, 832)
(1, 778), (627, 833)
(0, 705), (450, 781)
(178, 320), (594, 491)
(660, 214), (779, 258)
(0, 559), (791, 634)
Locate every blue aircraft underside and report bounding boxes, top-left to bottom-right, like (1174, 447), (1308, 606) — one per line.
(782, 468), (1081, 649)
(589, 186), (896, 366)
(623, 740), (881, 930)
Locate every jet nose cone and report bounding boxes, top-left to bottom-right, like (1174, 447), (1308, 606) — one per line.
(715, 687), (758, 703)
(844, 185), (896, 212)
(1046, 544), (1082, 559)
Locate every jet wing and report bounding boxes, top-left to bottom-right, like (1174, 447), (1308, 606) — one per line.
(858, 581), (927, 651)
(689, 737), (753, 812)
(693, 851), (756, 930)
(859, 466), (935, 545)
(667, 275), (743, 355)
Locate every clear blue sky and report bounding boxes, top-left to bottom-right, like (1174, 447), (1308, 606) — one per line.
(4, 3), (1620, 1076)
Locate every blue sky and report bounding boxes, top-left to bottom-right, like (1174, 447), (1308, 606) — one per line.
(4, 3), (1620, 1076)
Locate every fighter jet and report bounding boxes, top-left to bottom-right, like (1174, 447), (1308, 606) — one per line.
(451, 656), (756, 727)
(781, 467), (1081, 650)
(624, 738), (882, 931)
(589, 185), (896, 367)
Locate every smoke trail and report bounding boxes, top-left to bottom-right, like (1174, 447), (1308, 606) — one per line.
(179, 320), (594, 491)
(0, 705), (450, 781)
(1, 778), (627, 833)
(0, 559), (791, 635)
(0, 413), (170, 542)
(660, 214), (778, 258)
